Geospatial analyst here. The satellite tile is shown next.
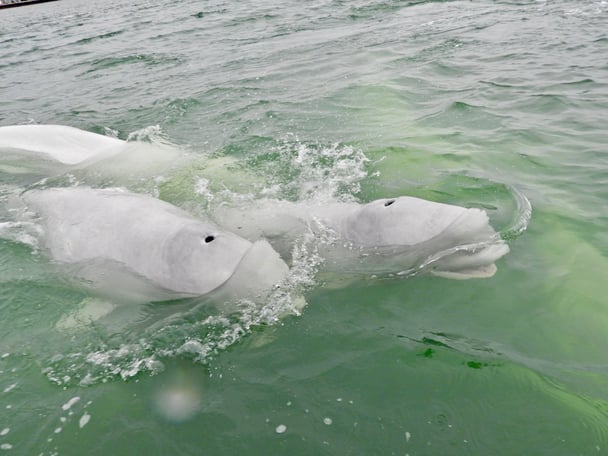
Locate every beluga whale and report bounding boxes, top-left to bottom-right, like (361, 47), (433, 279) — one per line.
(0, 124), (126, 171)
(213, 196), (510, 279)
(0, 124), (187, 183)
(17, 187), (292, 322)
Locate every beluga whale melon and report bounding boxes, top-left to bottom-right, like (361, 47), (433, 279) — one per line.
(19, 187), (290, 309)
(213, 196), (510, 279)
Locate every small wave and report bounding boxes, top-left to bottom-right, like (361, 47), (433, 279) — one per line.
(83, 54), (182, 74)
(500, 185), (532, 241)
(74, 30), (124, 46)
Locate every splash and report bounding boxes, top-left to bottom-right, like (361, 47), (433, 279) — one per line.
(240, 137), (370, 202)
(125, 124), (177, 147)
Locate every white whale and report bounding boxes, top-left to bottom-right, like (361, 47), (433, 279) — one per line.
(0, 124), (126, 167)
(0, 124), (189, 185)
(213, 196), (510, 279)
(20, 187), (290, 305)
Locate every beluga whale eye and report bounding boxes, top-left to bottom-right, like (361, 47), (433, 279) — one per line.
(384, 199), (395, 207)
(204, 235), (215, 243)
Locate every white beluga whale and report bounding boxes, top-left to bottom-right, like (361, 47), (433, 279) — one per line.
(0, 124), (126, 169)
(18, 187), (291, 314)
(0, 124), (188, 184)
(213, 196), (510, 279)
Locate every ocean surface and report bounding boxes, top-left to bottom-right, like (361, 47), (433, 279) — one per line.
(1, 0), (608, 454)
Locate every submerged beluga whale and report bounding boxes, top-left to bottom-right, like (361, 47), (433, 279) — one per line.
(19, 187), (291, 308)
(213, 196), (510, 279)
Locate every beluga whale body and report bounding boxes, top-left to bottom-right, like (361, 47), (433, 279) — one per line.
(213, 196), (510, 279)
(19, 187), (290, 307)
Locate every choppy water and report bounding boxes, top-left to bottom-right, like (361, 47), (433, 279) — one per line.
(1, 0), (608, 454)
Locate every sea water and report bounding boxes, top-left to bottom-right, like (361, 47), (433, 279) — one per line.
(1, 0), (607, 454)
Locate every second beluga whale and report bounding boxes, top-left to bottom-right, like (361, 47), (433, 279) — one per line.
(213, 196), (510, 279)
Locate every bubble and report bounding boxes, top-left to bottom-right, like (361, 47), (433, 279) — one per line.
(275, 424), (287, 434)
(0, 429), (8, 436)
(323, 417), (332, 425)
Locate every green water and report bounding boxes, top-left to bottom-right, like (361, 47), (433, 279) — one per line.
(1, 0), (608, 454)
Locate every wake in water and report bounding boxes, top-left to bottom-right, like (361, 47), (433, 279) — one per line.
(0, 124), (530, 385)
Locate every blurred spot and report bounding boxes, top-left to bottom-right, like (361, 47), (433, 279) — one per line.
(153, 365), (204, 423)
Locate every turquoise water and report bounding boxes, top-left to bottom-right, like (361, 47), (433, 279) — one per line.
(1, 0), (608, 454)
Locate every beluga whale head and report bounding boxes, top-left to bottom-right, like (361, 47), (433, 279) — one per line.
(339, 196), (510, 278)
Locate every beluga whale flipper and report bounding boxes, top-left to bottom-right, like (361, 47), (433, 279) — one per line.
(18, 187), (291, 319)
(213, 196), (510, 279)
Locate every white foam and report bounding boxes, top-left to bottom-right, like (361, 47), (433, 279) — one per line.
(2, 384), (16, 394)
(61, 396), (80, 411)
(79, 413), (91, 429)
(0, 428), (8, 436)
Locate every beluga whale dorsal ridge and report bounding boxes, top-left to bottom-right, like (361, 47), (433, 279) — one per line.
(20, 187), (290, 304)
(213, 195), (510, 279)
